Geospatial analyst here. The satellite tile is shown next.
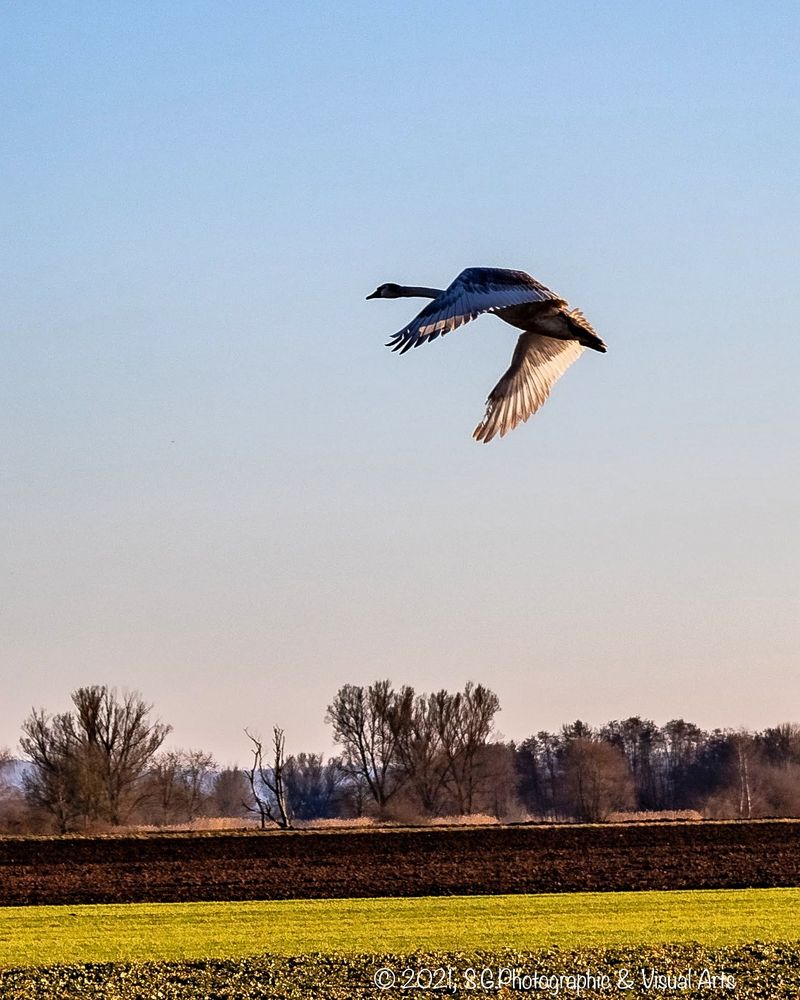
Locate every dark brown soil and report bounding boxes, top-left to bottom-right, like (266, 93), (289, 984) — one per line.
(1, 820), (799, 906)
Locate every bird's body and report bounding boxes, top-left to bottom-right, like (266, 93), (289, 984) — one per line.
(367, 267), (606, 442)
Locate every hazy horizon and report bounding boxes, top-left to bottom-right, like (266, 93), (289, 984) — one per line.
(4, 3), (799, 765)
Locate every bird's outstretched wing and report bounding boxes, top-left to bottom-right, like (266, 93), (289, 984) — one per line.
(473, 333), (584, 443)
(387, 267), (561, 354)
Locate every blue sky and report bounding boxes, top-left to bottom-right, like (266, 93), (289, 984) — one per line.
(3, 2), (799, 763)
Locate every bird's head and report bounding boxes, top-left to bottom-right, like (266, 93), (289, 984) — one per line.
(366, 282), (402, 300)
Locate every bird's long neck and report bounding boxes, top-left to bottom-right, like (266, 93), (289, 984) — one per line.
(395, 285), (444, 299)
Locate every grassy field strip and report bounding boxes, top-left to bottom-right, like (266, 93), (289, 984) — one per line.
(3, 888), (798, 967)
(1, 888), (799, 968)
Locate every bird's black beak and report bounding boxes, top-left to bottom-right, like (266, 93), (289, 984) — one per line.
(366, 290), (380, 300)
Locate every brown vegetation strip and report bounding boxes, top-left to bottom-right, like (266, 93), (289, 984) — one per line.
(1, 821), (799, 906)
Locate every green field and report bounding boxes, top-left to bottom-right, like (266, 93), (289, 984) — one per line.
(2, 890), (800, 998)
(1, 887), (799, 968)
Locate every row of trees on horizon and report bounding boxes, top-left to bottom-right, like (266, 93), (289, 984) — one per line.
(1, 681), (800, 834)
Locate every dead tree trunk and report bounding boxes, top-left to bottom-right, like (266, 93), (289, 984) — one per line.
(244, 727), (292, 829)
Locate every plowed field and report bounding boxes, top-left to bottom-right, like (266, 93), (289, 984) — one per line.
(1, 820), (798, 906)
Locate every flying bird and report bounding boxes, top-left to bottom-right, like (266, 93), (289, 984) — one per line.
(367, 267), (606, 442)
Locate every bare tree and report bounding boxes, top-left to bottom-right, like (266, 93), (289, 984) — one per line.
(69, 686), (171, 824)
(325, 680), (501, 818)
(149, 750), (184, 825)
(750, 760), (800, 818)
(211, 767), (251, 819)
(600, 717), (663, 810)
(20, 710), (80, 832)
(147, 748), (216, 824)
(180, 749), (217, 820)
(756, 723), (800, 767)
(388, 690), (450, 816)
(731, 730), (755, 819)
(433, 682), (500, 814)
(560, 737), (634, 821)
(20, 687), (171, 830)
(325, 681), (407, 811)
(244, 727), (292, 829)
(477, 741), (521, 820)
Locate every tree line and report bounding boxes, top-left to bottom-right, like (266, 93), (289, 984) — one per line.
(1, 681), (799, 834)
